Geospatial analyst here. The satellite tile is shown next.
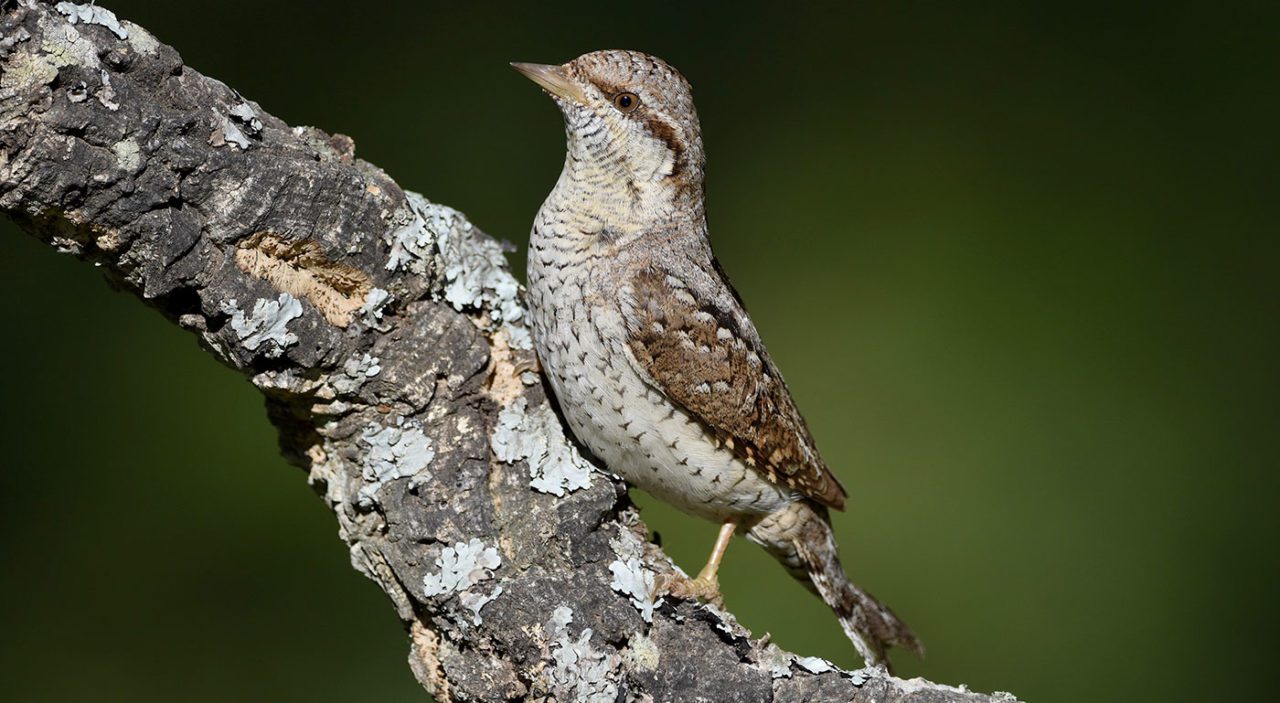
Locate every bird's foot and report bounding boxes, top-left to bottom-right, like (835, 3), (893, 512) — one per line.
(652, 570), (724, 607)
(649, 521), (735, 608)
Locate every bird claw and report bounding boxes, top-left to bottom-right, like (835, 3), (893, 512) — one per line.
(652, 571), (725, 608)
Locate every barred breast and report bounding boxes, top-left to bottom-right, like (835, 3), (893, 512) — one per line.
(527, 213), (792, 522)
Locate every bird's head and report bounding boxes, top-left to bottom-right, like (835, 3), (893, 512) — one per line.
(514, 50), (705, 214)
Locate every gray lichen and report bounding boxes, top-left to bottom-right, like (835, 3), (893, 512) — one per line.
(55, 2), (128, 39)
(893, 675), (979, 697)
(357, 416), (435, 508)
(608, 529), (661, 622)
(384, 191), (440, 276)
(333, 353), (381, 394)
(491, 397), (593, 497)
(503, 321), (533, 351)
(96, 70), (118, 110)
(548, 605), (574, 636)
(383, 190), (523, 326)
(360, 287), (391, 326)
(112, 138), (140, 172)
(758, 646), (795, 679)
(352, 353), (381, 378)
(423, 538), (501, 598)
(0, 26), (30, 55)
(212, 109), (251, 150)
(546, 607), (619, 703)
(794, 655), (836, 674)
(624, 632), (660, 672)
(219, 293), (302, 357)
(122, 21), (158, 55)
(436, 211), (523, 325)
(757, 645), (848, 680)
(458, 585), (503, 626)
(21, 8), (101, 82)
(228, 103), (263, 136)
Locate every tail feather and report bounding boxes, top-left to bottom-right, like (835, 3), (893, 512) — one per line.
(745, 500), (923, 671)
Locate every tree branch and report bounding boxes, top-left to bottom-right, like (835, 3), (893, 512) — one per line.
(0, 2), (1020, 700)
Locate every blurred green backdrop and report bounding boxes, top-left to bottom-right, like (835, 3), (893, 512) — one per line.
(1, 1), (1276, 701)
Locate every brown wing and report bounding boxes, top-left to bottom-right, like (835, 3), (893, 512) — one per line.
(623, 262), (848, 510)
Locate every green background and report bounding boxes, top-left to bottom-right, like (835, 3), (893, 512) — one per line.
(1, 1), (1275, 701)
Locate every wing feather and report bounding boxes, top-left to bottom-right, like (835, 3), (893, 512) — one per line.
(623, 260), (847, 509)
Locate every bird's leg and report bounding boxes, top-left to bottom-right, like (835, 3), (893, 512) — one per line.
(694, 519), (737, 587)
(658, 519), (736, 606)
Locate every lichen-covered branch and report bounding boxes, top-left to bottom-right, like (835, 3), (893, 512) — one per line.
(0, 3), (1020, 701)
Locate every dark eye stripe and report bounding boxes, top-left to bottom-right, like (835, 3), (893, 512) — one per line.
(639, 113), (685, 177)
(584, 77), (685, 177)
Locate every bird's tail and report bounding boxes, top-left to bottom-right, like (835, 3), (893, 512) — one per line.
(745, 500), (923, 671)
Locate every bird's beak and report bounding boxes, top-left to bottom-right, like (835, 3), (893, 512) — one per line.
(511, 62), (587, 104)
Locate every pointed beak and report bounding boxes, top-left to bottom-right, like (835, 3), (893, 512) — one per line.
(511, 62), (587, 104)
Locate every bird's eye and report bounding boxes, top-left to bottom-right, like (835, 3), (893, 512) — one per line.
(612, 92), (640, 112)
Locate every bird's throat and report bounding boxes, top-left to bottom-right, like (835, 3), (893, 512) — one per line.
(549, 150), (704, 243)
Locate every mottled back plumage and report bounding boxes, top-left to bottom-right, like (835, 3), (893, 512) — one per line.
(517, 49), (920, 668)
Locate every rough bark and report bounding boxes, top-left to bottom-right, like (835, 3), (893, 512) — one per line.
(0, 3), (1021, 701)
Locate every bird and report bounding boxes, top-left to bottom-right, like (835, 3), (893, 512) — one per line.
(513, 50), (922, 669)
